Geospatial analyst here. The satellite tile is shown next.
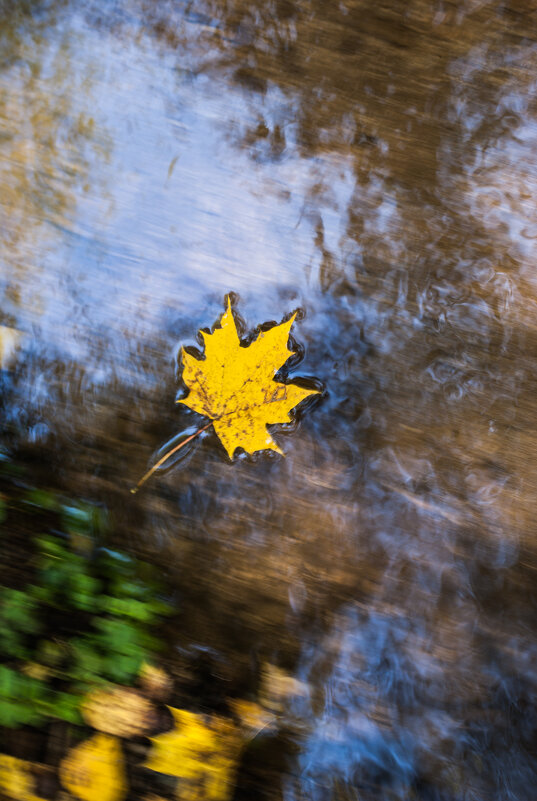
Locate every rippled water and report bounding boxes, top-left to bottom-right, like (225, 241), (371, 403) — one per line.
(2, 0), (537, 798)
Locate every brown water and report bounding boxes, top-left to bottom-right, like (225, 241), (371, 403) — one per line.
(2, 0), (537, 798)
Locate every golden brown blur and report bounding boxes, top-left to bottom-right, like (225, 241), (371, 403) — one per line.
(1, 0), (537, 799)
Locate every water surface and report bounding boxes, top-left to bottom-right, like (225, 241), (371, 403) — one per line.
(2, 1), (537, 798)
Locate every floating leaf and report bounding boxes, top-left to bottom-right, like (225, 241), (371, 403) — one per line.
(0, 326), (22, 370)
(178, 298), (319, 458)
(138, 662), (173, 700)
(20, 662), (50, 681)
(81, 687), (155, 738)
(145, 707), (242, 801)
(0, 754), (47, 801)
(259, 663), (309, 713)
(229, 698), (276, 738)
(59, 733), (126, 801)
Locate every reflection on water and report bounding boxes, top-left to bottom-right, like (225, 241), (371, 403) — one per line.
(2, 0), (537, 798)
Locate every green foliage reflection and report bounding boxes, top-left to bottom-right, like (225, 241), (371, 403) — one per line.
(0, 456), (174, 729)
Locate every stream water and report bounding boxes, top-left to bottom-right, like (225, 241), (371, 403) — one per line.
(2, 0), (537, 798)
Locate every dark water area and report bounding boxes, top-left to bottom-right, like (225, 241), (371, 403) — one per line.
(2, 0), (537, 798)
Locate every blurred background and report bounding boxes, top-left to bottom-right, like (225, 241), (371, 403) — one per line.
(1, 0), (537, 799)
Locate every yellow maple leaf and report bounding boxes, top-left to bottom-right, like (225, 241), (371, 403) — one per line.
(178, 298), (319, 458)
(144, 707), (242, 801)
(59, 733), (126, 801)
(0, 754), (48, 801)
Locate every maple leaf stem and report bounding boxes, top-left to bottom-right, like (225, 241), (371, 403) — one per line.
(131, 422), (212, 494)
